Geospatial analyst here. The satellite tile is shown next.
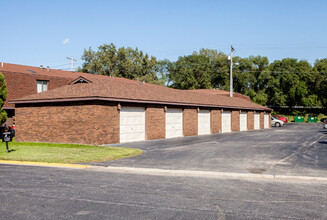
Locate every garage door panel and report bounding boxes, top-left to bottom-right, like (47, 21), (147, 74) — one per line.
(264, 114), (269, 128)
(222, 111), (231, 133)
(198, 110), (211, 135)
(120, 107), (145, 143)
(166, 109), (183, 138)
(240, 112), (247, 131)
(254, 113), (260, 130)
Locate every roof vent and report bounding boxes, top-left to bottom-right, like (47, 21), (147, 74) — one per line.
(40, 65), (43, 70)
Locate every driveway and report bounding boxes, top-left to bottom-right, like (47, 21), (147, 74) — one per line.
(90, 123), (327, 177)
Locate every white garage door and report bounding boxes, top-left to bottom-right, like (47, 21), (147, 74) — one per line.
(198, 110), (211, 135)
(254, 113), (260, 130)
(264, 114), (269, 128)
(120, 107), (145, 143)
(240, 112), (247, 131)
(222, 111), (231, 133)
(166, 108), (183, 138)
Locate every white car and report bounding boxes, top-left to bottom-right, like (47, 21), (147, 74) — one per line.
(271, 117), (284, 127)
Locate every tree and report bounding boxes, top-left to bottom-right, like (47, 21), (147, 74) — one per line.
(268, 58), (314, 107)
(313, 59), (327, 110)
(165, 49), (229, 90)
(79, 43), (164, 85)
(168, 54), (213, 89)
(0, 73), (7, 124)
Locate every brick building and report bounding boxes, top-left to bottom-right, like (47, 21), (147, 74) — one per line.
(10, 72), (272, 145)
(0, 62), (139, 126)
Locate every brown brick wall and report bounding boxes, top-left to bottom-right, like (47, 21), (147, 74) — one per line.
(247, 111), (254, 130)
(231, 111), (240, 132)
(146, 106), (165, 140)
(183, 108), (198, 136)
(97, 103), (120, 144)
(2, 71), (72, 109)
(260, 112), (264, 129)
(211, 109), (221, 133)
(15, 101), (119, 145)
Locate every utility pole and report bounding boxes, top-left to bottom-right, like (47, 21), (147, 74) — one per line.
(229, 45), (234, 97)
(66, 57), (77, 71)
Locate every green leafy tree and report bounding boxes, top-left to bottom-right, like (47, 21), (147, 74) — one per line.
(0, 73), (7, 124)
(166, 49), (229, 90)
(168, 54), (213, 89)
(313, 59), (327, 110)
(80, 43), (163, 85)
(268, 58), (313, 107)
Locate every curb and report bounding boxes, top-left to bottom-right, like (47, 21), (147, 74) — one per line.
(2, 161), (327, 183)
(0, 160), (90, 169)
(88, 166), (327, 183)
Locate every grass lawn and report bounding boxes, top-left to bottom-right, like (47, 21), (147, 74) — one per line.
(0, 141), (142, 163)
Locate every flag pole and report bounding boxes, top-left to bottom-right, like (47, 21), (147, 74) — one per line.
(230, 45), (234, 97)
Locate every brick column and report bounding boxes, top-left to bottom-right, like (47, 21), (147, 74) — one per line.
(183, 108), (198, 136)
(146, 106), (165, 140)
(211, 109), (221, 133)
(247, 111), (254, 130)
(231, 110), (240, 132)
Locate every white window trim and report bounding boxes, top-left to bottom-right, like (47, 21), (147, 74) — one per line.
(37, 80), (49, 93)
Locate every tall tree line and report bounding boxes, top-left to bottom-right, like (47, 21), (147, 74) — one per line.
(80, 44), (327, 110)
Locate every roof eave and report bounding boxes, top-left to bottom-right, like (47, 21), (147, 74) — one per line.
(9, 97), (272, 111)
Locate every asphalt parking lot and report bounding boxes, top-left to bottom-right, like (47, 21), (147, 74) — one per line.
(1, 164), (327, 219)
(2, 123), (327, 219)
(94, 123), (327, 177)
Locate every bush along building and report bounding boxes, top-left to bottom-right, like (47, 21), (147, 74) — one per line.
(8, 65), (272, 145)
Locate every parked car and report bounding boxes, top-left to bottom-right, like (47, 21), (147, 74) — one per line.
(273, 115), (288, 123)
(320, 117), (327, 123)
(271, 117), (284, 127)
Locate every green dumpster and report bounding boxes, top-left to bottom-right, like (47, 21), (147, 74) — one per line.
(307, 115), (318, 123)
(294, 116), (305, 123)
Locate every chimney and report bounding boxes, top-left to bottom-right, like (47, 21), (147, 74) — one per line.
(40, 65), (43, 70)
(47, 66), (50, 71)
(1, 62), (3, 68)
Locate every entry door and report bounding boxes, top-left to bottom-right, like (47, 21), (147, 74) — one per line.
(120, 107), (145, 143)
(254, 113), (260, 130)
(264, 114), (269, 128)
(222, 111), (231, 133)
(198, 110), (211, 135)
(240, 112), (247, 131)
(166, 108), (183, 138)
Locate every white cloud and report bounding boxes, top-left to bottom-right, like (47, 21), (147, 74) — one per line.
(62, 38), (70, 44)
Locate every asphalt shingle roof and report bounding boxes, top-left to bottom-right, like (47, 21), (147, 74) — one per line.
(12, 77), (271, 111)
(1, 62), (270, 111)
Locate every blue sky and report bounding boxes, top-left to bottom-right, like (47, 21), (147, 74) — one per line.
(1, 0), (327, 70)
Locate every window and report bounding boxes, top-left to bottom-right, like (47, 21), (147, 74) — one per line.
(37, 80), (48, 93)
